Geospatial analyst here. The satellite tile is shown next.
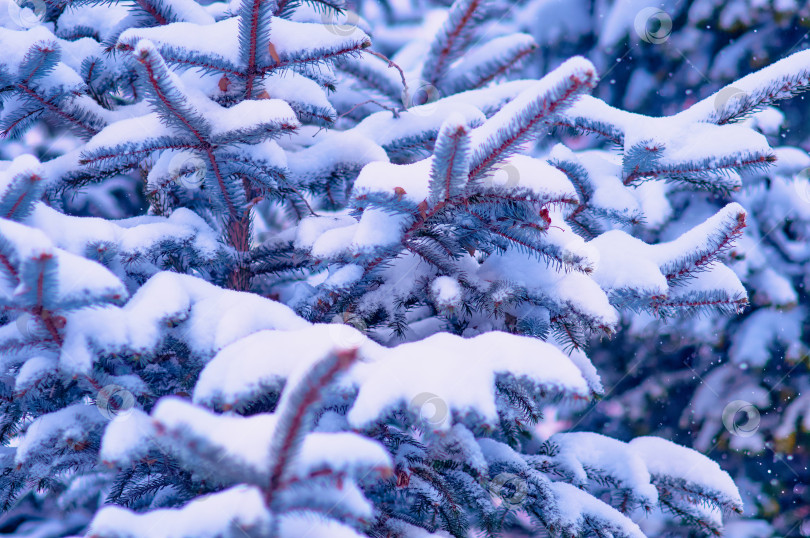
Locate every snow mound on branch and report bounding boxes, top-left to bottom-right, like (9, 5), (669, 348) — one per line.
(348, 331), (591, 429)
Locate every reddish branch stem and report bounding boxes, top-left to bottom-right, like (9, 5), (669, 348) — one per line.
(16, 84), (98, 137)
(623, 155), (774, 186)
(429, 0), (481, 84)
(665, 212), (746, 281)
(264, 349), (358, 505)
(469, 74), (589, 179)
(134, 0), (168, 25)
(244, 0), (263, 99)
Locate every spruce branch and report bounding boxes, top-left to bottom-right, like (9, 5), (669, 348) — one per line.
(238, 0), (276, 99)
(264, 348), (359, 504)
(429, 116), (472, 205)
(681, 49), (810, 125)
(421, 0), (489, 86)
(442, 34), (538, 94)
(468, 57), (598, 181)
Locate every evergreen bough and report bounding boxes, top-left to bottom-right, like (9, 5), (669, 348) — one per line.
(0, 0), (808, 536)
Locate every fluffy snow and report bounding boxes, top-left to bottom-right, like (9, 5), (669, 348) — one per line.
(81, 113), (171, 158)
(57, 4), (129, 42)
(195, 324), (591, 439)
(550, 432), (658, 506)
(14, 355), (57, 392)
(468, 56), (597, 155)
(555, 339), (603, 395)
(308, 221), (359, 259)
(270, 16), (370, 54)
(152, 397), (279, 482)
(589, 203), (747, 301)
(52, 248), (127, 305)
(770, 146), (810, 175)
(293, 431), (391, 481)
(549, 481), (645, 538)
(745, 106), (785, 135)
(445, 79), (536, 113)
(629, 436), (743, 511)
(730, 308), (804, 367)
(354, 157), (433, 204)
(287, 131), (387, 180)
(352, 208), (411, 252)
(347, 331), (590, 429)
(679, 49), (810, 123)
(487, 154), (579, 203)
(589, 230), (669, 294)
(750, 268), (797, 307)
(562, 95), (641, 136)
(0, 218), (127, 308)
(322, 263), (364, 290)
(430, 276), (462, 309)
(478, 244), (618, 328)
(148, 396), (391, 485)
(576, 150), (643, 218)
(0, 26), (58, 77)
(279, 514), (367, 538)
(0, 215), (53, 256)
(656, 203), (745, 267)
(89, 485), (272, 538)
(623, 118), (771, 180)
(59, 272), (308, 374)
(443, 33), (536, 90)
(116, 19), (235, 67)
(353, 101), (485, 150)
(194, 92), (300, 137)
(193, 325), (364, 409)
(16, 403), (106, 465)
(99, 409), (157, 467)
(119, 16), (370, 70)
(563, 89), (774, 188)
(1, 153), (42, 185)
(294, 213), (357, 251)
(1, 2), (801, 535)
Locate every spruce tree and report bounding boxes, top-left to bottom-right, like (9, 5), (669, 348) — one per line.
(480, 2), (810, 535)
(0, 0), (808, 537)
(573, 49), (810, 538)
